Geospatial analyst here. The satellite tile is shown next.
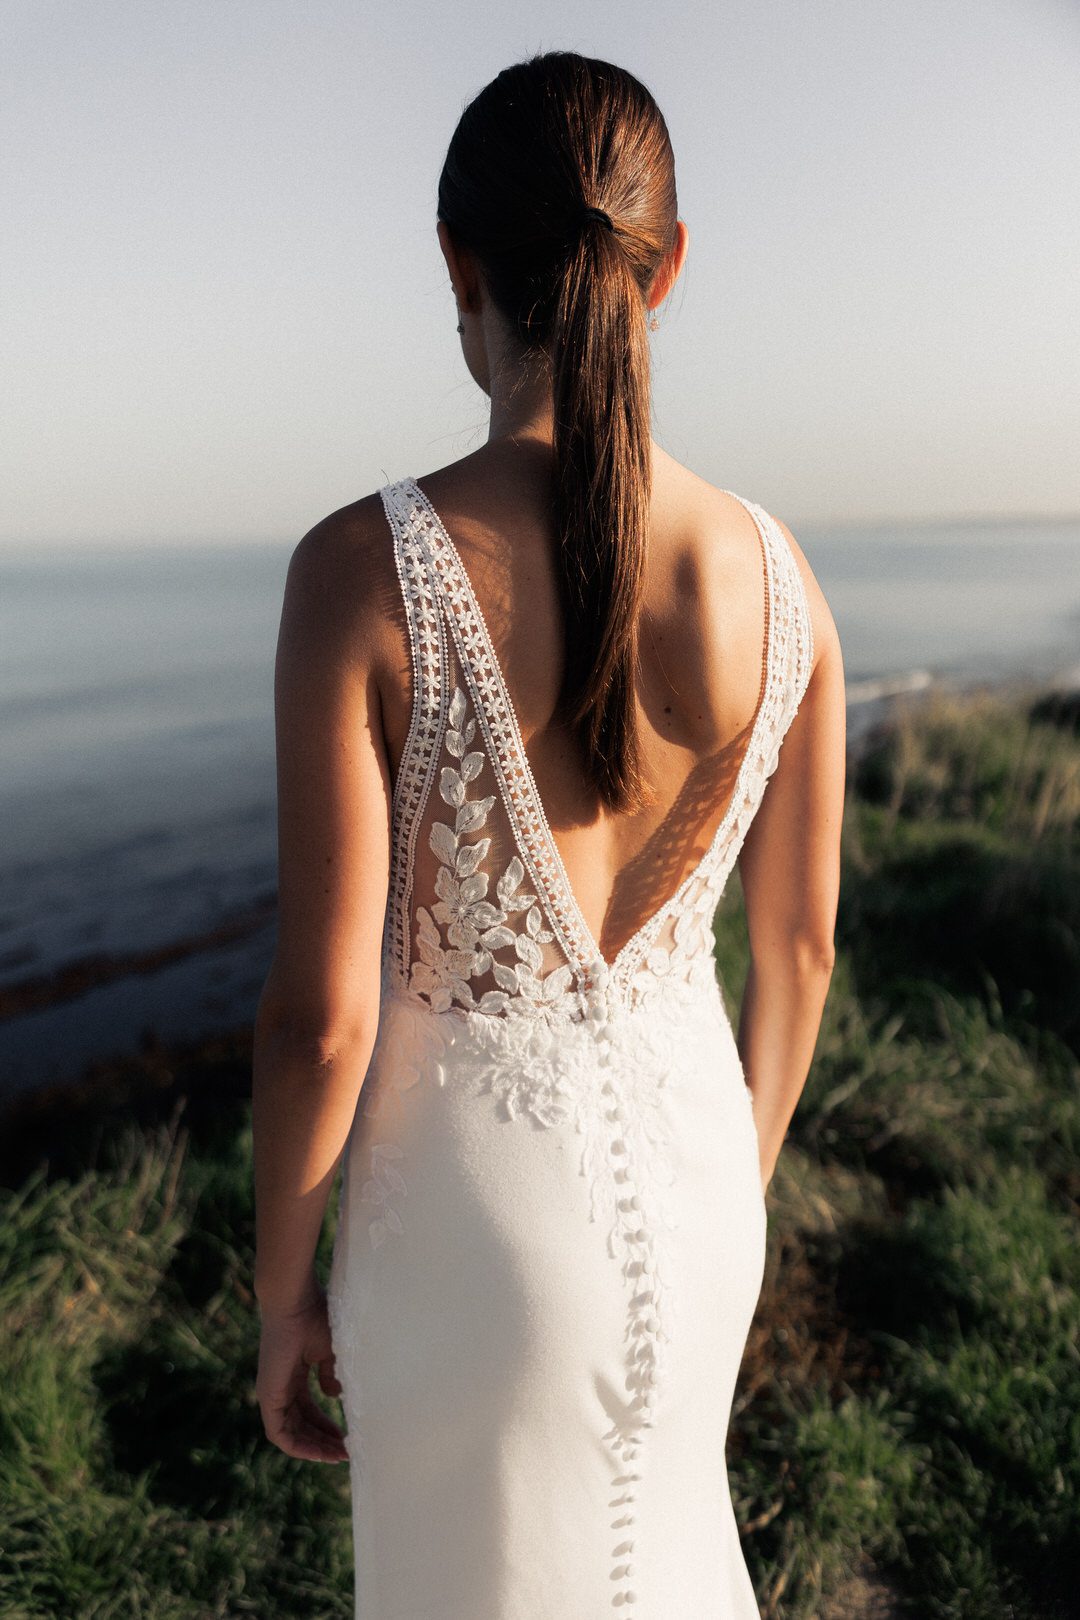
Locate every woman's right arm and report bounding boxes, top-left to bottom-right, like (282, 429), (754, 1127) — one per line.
(735, 523), (847, 1193)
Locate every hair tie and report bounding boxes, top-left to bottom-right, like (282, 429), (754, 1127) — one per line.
(579, 204), (616, 233)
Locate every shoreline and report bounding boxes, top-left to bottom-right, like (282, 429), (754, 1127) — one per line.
(0, 895), (277, 1024)
(1, 663), (1076, 1158)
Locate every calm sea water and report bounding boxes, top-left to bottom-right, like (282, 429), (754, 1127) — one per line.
(1, 517), (1078, 1099)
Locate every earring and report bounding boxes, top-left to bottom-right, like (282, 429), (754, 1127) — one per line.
(456, 320), (465, 334)
(648, 311), (660, 331)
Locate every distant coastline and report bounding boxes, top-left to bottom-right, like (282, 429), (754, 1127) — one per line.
(794, 509), (1080, 536)
(4, 508), (1079, 553)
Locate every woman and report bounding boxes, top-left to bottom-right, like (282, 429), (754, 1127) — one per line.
(253, 49), (845, 1620)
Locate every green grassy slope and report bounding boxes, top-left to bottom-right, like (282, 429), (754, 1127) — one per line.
(1, 684), (1077, 1619)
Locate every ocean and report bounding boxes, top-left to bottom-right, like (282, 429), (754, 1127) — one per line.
(2, 517), (1078, 1102)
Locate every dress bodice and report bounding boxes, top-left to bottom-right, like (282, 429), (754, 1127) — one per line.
(378, 475), (814, 1025)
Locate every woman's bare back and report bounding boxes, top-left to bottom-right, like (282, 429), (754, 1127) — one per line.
(358, 438), (833, 967)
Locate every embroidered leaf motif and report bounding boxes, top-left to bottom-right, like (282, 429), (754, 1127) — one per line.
(492, 961), (520, 993)
(525, 905), (555, 944)
(542, 963), (574, 1002)
(381, 1163), (408, 1197)
(440, 767), (466, 808)
(448, 687), (467, 731)
(477, 990), (510, 1013)
(364, 1142), (409, 1247)
(455, 796), (495, 835)
(407, 673), (579, 1015)
(456, 838), (490, 877)
(429, 821), (458, 867)
(496, 857), (537, 912)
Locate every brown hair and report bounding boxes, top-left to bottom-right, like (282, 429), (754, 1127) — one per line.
(436, 51), (679, 813)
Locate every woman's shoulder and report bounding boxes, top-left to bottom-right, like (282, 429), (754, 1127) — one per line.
(657, 451), (840, 683)
(291, 485), (397, 566)
(280, 489), (408, 679)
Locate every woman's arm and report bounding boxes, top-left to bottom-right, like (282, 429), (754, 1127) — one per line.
(735, 522), (846, 1192)
(251, 502), (392, 1458)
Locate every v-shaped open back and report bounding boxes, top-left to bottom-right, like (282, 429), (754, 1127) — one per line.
(378, 474), (814, 1021)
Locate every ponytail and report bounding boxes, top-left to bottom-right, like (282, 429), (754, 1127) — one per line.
(551, 217), (654, 811)
(437, 50), (679, 813)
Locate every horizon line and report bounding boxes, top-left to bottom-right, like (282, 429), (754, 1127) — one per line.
(2, 508), (1079, 551)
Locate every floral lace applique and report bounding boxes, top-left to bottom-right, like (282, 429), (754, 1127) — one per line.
(351, 991), (454, 1251)
(408, 685), (584, 1020)
(456, 975), (686, 1476)
(360, 1142), (407, 1250)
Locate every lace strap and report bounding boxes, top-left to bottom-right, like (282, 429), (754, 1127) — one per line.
(379, 481), (449, 979)
(400, 477), (597, 980)
(747, 502), (815, 719)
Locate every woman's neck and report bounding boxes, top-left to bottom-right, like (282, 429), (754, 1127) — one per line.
(485, 359), (555, 447)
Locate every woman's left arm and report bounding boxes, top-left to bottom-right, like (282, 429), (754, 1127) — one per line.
(251, 502), (392, 1462)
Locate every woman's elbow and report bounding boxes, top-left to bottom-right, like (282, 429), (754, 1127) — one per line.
(751, 935), (837, 979)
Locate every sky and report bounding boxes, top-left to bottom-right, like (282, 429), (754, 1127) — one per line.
(2, 0), (1079, 544)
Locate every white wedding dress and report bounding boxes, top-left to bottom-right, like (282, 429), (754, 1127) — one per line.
(327, 475), (814, 1619)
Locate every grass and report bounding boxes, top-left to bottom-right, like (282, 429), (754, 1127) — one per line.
(1, 681), (1077, 1618)
(0, 1113), (353, 1619)
(719, 683), (1080, 1617)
